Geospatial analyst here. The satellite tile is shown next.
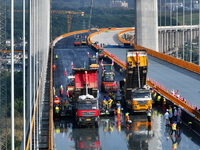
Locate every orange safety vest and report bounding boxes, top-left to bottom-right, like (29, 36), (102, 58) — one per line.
(116, 108), (120, 114)
(53, 65), (56, 71)
(172, 123), (176, 130)
(103, 100), (107, 105)
(125, 114), (129, 122)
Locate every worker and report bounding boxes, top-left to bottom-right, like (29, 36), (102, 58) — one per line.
(60, 85), (64, 96)
(173, 107), (177, 121)
(119, 68), (122, 74)
(55, 105), (59, 114)
(53, 87), (56, 96)
(157, 94), (161, 106)
(53, 64), (56, 71)
(64, 99), (68, 109)
(169, 105), (173, 125)
(108, 97), (113, 109)
(54, 95), (60, 106)
(116, 104), (121, 119)
(153, 91), (157, 98)
(111, 92), (115, 100)
(171, 121), (177, 138)
(178, 108), (182, 117)
(163, 97), (166, 110)
(188, 121), (192, 131)
(164, 109), (170, 126)
(125, 112), (130, 123)
(146, 108), (151, 124)
(56, 54), (58, 60)
(102, 97), (108, 109)
(177, 113), (181, 129)
(108, 91), (112, 98)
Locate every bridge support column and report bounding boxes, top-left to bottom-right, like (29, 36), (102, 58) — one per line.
(135, 0), (158, 51)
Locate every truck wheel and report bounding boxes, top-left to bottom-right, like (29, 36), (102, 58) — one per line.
(101, 86), (104, 92)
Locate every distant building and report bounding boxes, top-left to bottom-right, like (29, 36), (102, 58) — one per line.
(110, 0), (128, 8)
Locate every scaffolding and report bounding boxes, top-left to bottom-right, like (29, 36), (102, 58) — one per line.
(0, 0), (7, 149)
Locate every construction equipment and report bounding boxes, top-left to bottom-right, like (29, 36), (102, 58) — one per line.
(89, 57), (99, 71)
(123, 49), (152, 112)
(88, 0), (93, 29)
(101, 71), (118, 92)
(51, 10), (84, 33)
(98, 48), (104, 59)
(73, 69), (99, 127)
(12, 10), (84, 33)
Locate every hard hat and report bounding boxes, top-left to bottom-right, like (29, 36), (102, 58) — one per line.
(109, 97), (111, 99)
(126, 112), (129, 114)
(166, 109), (168, 112)
(175, 121), (177, 124)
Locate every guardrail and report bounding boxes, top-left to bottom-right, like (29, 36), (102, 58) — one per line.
(26, 57), (44, 150)
(49, 44), (53, 150)
(147, 80), (200, 121)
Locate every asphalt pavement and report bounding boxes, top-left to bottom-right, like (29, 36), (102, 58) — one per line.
(53, 33), (200, 150)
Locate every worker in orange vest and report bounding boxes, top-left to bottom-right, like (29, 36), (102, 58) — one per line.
(115, 104), (120, 119)
(53, 64), (56, 71)
(54, 95), (60, 106)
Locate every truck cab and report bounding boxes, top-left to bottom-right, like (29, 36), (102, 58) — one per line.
(101, 71), (118, 92)
(98, 48), (104, 59)
(76, 94), (99, 127)
(131, 89), (152, 112)
(89, 57), (99, 70)
(102, 64), (115, 75)
(74, 38), (81, 46)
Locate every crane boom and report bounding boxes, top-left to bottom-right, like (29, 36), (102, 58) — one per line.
(88, 0), (93, 29)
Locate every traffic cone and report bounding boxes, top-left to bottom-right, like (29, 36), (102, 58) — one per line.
(65, 68), (67, 76)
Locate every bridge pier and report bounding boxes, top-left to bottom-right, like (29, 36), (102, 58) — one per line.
(135, 0), (158, 51)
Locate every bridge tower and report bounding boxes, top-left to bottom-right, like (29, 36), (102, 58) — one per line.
(135, 0), (158, 51)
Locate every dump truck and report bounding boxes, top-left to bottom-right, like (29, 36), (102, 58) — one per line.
(124, 49), (152, 112)
(73, 68), (99, 127)
(89, 57), (99, 71)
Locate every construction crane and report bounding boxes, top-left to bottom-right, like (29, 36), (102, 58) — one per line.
(8, 10), (84, 33)
(51, 10), (84, 33)
(88, 0), (93, 29)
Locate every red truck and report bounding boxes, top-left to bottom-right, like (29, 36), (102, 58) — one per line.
(101, 71), (118, 92)
(74, 68), (99, 127)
